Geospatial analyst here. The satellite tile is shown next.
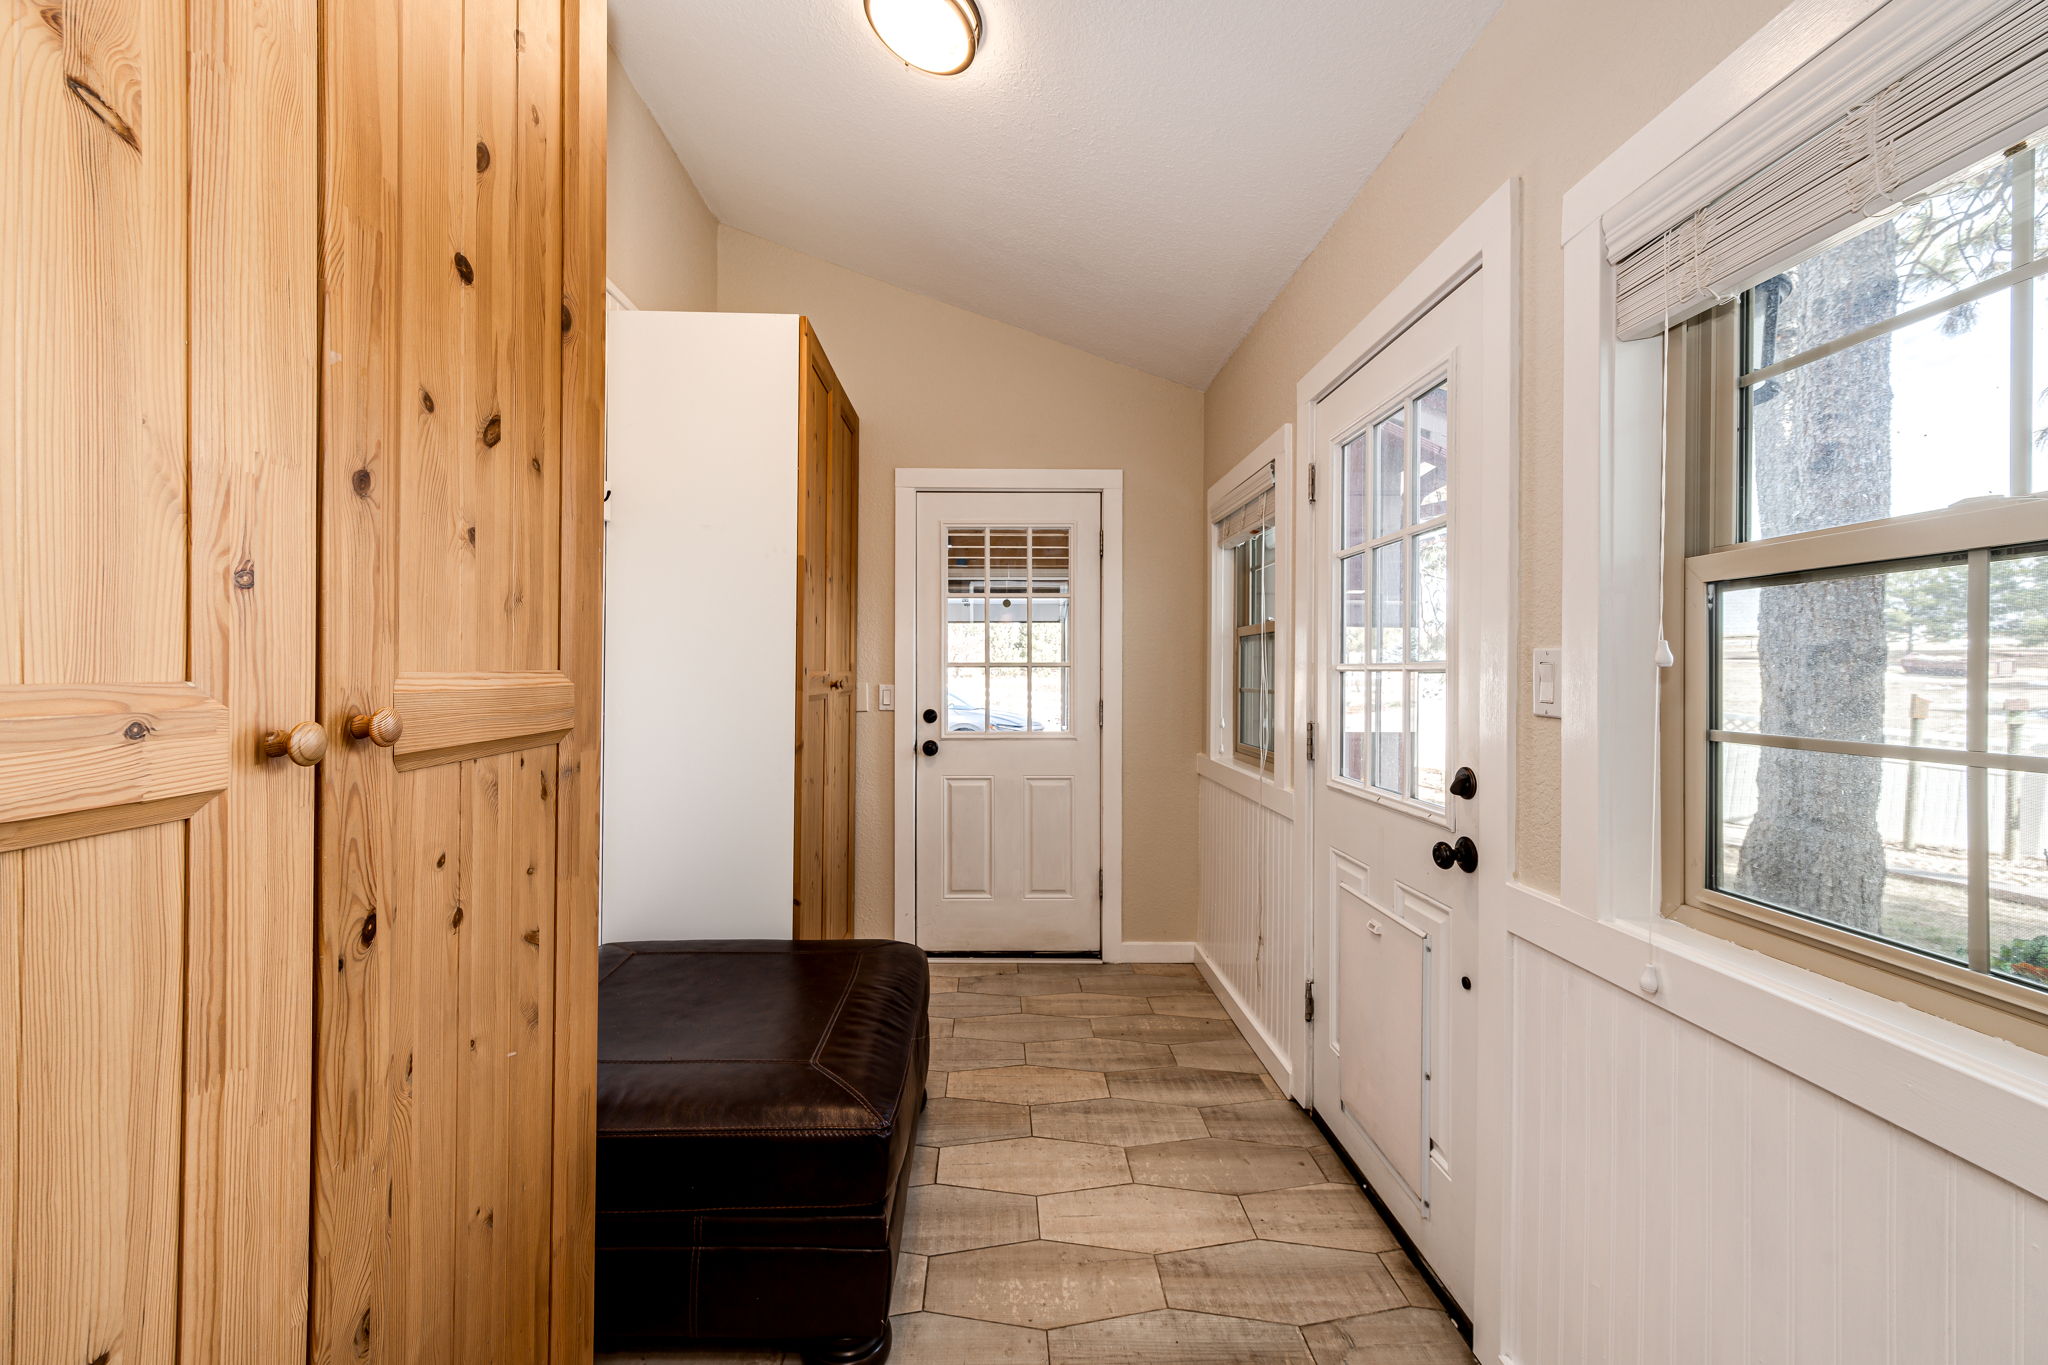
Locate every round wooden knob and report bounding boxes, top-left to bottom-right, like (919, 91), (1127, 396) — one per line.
(348, 708), (404, 747)
(260, 721), (328, 767)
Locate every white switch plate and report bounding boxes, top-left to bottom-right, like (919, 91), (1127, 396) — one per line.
(878, 684), (895, 712)
(1531, 648), (1562, 718)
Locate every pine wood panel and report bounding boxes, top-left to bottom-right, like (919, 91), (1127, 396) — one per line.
(794, 324), (859, 940)
(2, 0), (318, 1359)
(314, 0), (600, 1359)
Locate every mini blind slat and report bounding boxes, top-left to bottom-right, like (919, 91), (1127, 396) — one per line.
(1614, 0), (2048, 340)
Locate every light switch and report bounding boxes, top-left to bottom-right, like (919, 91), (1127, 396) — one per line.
(878, 684), (895, 712)
(1531, 648), (1561, 718)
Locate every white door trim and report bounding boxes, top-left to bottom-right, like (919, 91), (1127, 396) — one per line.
(894, 469), (1128, 955)
(1291, 180), (1521, 1341)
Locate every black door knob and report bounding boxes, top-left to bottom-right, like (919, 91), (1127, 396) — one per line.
(1430, 836), (1478, 874)
(920, 739), (939, 756)
(1449, 767), (1477, 799)
(923, 708), (938, 724)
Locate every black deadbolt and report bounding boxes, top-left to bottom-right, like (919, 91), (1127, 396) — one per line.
(920, 739), (939, 757)
(923, 708), (938, 725)
(1449, 767), (1477, 799)
(1430, 836), (1479, 874)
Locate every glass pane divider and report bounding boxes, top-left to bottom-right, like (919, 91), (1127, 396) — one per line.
(1738, 251), (2048, 390)
(1967, 547), (1991, 973)
(2013, 144), (2036, 498)
(1706, 728), (2048, 775)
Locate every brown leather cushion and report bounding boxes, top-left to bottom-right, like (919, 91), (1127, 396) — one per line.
(597, 939), (929, 1217)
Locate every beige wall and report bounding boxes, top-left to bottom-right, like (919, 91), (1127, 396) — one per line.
(718, 226), (1208, 943)
(1203, 0), (1790, 893)
(606, 49), (718, 312)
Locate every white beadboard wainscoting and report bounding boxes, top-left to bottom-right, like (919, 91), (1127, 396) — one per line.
(1505, 936), (2048, 1365)
(1194, 758), (1305, 1095)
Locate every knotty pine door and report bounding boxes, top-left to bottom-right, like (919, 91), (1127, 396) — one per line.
(2, 2), (319, 1360)
(314, 0), (604, 1362)
(1, 0), (602, 1361)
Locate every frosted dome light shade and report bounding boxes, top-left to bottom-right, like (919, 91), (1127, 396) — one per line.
(865, 0), (980, 75)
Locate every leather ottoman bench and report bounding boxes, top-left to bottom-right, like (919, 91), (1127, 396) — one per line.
(595, 939), (930, 1364)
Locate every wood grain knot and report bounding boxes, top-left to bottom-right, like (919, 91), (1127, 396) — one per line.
(88, 1353), (110, 1365)
(523, 928), (541, 946)
(451, 905), (465, 928)
(38, 5), (60, 35)
(233, 560), (256, 590)
(466, 525), (477, 546)
(475, 140), (491, 172)
(454, 252), (474, 285)
(65, 77), (138, 151)
(481, 414), (502, 447)
(561, 301), (573, 335)
(122, 721), (151, 741)
(353, 1308), (371, 1355)
(421, 387), (436, 413)
(359, 911), (376, 948)
(351, 467), (373, 496)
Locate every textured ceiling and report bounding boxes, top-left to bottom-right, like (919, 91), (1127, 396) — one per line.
(610, 0), (1501, 388)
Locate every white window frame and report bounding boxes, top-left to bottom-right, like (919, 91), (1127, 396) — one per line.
(1543, 9), (2048, 1327)
(1205, 427), (1296, 792)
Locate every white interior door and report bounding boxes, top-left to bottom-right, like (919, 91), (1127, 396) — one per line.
(1308, 274), (1488, 1309)
(915, 492), (1103, 952)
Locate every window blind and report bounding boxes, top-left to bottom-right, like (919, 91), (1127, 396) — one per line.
(1213, 461), (1276, 549)
(1613, 0), (2048, 340)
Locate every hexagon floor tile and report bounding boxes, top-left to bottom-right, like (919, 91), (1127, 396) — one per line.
(923, 1240), (1165, 1329)
(1029, 1097), (1208, 1148)
(1300, 1307), (1476, 1364)
(1198, 1099), (1326, 1148)
(953, 1014), (1097, 1043)
(888, 1312), (1048, 1363)
(1155, 1240), (1405, 1325)
(946, 1065), (1110, 1106)
(929, 1037), (1028, 1072)
(1088, 1013), (1241, 1043)
(1240, 1184), (1398, 1253)
(1107, 1066), (1277, 1108)
(901, 1183), (1039, 1256)
(918, 1097), (1032, 1147)
(1169, 1039), (1267, 1073)
(929, 992), (1025, 1019)
(1047, 1309), (1313, 1365)
(1023, 1037), (1174, 1073)
(1147, 995), (1232, 1020)
(1036, 1183), (1251, 1254)
(1127, 1137), (1323, 1195)
(1022, 992), (1154, 1018)
(965, 974), (1083, 996)
(937, 1136), (1130, 1195)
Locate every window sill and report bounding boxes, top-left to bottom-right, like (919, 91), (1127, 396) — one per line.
(1194, 752), (1294, 815)
(1671, 892), (2048, 1057)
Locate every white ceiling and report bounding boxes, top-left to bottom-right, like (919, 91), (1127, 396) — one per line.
(610, 0), (1501, 388)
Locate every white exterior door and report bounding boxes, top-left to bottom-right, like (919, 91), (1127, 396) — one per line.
(1308, 275), (1489, 1308)
(914, 491), (1103, 952)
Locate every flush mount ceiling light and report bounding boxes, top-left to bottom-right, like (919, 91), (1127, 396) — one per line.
(865, 0), (982, 76)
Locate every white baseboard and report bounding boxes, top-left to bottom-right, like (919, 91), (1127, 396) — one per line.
(1105, 940), (1196, 964)
(1195, 943), (1297, 1097)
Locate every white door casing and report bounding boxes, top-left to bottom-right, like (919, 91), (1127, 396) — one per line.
(913, 491), (1103, 952)
(1308, 273), (1488, 1308)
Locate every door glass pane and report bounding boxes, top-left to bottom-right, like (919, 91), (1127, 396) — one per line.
(947, 598), (986, 663)
(1340, 432), (1370, 549)
(947, 528), (988, 592)
(1031, 667), (1068, 733)
(1415, 383), (1449, 521)
(947, 666), (986, 731)
(1340, 553), (1368, 665)
(989, 596), (1029, 663)
(1714, 557), (1970, 749)
(1713, 744), (1969, 965)
(990, 529), (1029, 591)
(1991, 772), (2047, 988)
(988, 667), (1029, 731)
(1031, 527), (1071, 592)
(1373, 410), (1407, 539)
(1370, 670), (1405, 795)
(1371, 540), (1404, 663)
(1339, 670), (1368, 783)
(1030, 597), (1069, 663)
(1411, 528), (1447, 663)
(1989, 544), (2048, 753)
(1746, 292), (2011, 539)
(1413, 671), (1446, 807)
